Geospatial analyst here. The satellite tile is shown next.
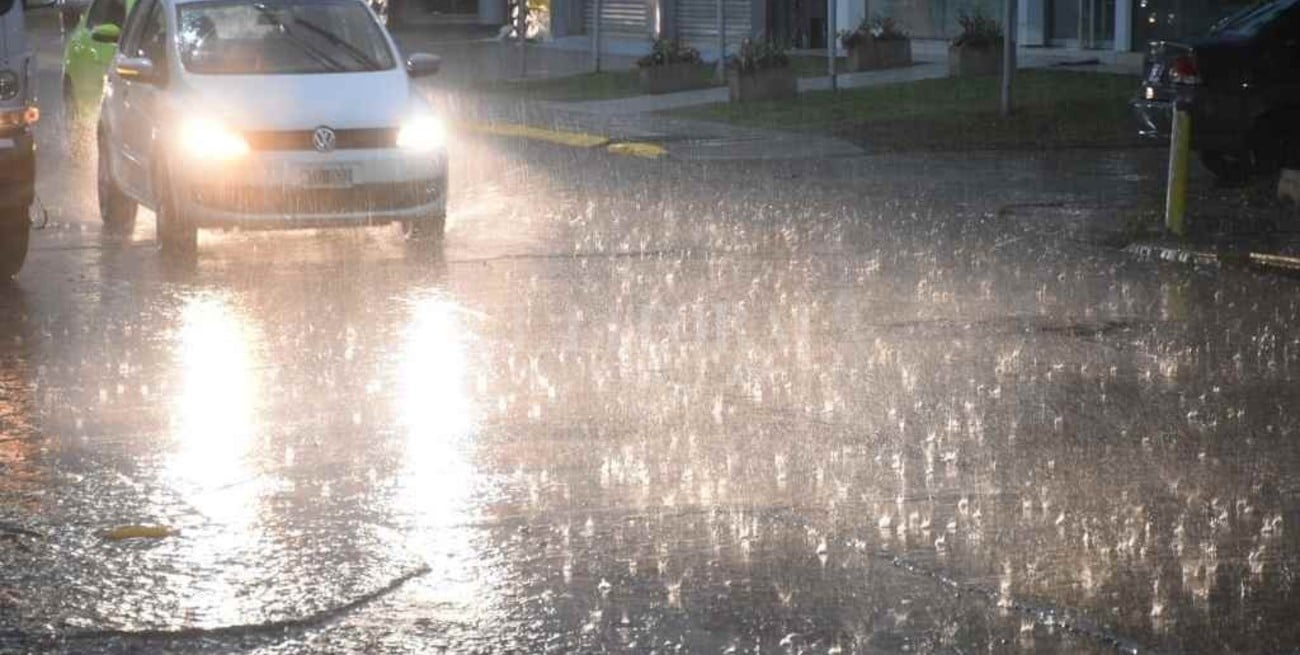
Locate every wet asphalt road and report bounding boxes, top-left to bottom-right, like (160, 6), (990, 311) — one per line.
(3, 26), (1300, 655)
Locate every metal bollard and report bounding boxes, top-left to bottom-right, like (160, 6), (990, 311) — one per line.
(1165, 99), (1191, 237)
(593, 0), (602, 73)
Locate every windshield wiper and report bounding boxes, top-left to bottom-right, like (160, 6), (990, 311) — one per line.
(291, 16), (384, 71)
(252, 3), (349, 72)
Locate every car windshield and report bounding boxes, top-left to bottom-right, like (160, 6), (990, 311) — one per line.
(177, 0), (395, 75)
(1210, 0), (1300, 37)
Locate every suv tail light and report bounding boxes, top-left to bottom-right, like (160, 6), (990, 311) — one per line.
(1169, 55), (1201, 85)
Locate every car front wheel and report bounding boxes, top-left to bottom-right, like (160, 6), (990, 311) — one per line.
(1198, 149), (1254, 184)
(399, 213), (445, 248)
(97, 138), (137, 229)
(0, 206), (31, 280)
(154, 173), (197, 256)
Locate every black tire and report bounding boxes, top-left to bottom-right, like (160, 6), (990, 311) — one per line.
(0, 207), (31, 281)
(97, 136), (137, 228)
(1199, 149), (1254, 184)
(154, 172), (197, 256)
(400, 213), (445, 245)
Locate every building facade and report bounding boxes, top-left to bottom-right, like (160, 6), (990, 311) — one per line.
(463, 0), (1249, 52)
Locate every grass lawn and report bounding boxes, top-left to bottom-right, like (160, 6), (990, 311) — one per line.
(470, 68), (730, 102)
(788, 54), (851, 77)
(468, 70), (648, 101)
(465, 55), (840, 102)
(668, 69), (1147, 151)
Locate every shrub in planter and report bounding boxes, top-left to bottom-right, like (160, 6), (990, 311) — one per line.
(726, 39), (796, 103)
(948, 9), (1002, 77)
(637, 39), (714, 94)
(840, 15), (912, 71)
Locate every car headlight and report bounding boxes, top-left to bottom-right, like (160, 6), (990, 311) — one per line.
(179, 118), (249, 160)
(0, 71), (19, 101)
(396, 115), (445, 152)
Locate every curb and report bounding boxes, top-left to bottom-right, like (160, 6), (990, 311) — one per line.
(456, 121), (668, 159)
(1122, 243), (1220, 268)
(456, 121), (610, 148)
(606, 142), (668, 159)
(1124, 242), (1300, 277)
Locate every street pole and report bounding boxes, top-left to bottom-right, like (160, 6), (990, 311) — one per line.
(1165, 100), (1191, 237)
(827, 0), (836, 90)
(1000, 0), (1016, 116)
(517, 0), (528, 77)
(593, 0), (603, 72)
(716, 0), (726, 78)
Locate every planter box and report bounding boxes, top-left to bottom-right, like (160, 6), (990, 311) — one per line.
(638, 63), (714, 95)
(848, 38), (913, 71)
(727, 67), (797, 103)
(948, 43), (1001, 77)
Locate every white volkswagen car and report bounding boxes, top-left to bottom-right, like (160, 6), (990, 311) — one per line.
(97, 0), (447, 253)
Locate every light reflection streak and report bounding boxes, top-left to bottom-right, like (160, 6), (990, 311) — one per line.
(162, 292), (262, 627)
(393, 293), (488, 613)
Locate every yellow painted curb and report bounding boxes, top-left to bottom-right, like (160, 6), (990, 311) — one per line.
(607, 142), (668, 159)
(104, 525), (173, 540)
(457, 121), (609, 149)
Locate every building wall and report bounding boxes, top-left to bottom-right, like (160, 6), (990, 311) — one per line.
(869, 0), (1004, 39)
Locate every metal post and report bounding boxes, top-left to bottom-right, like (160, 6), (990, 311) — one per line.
(1165, 100), (1191, 237)
(827, 0), (836, 90)
(1000, 0), (1016, 116)
(716, 0), (726, 77)
(517, 0), (528, 77)
(593, 0), (603, 72)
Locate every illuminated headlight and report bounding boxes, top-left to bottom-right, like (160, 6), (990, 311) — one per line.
(396, 116), (445, 152)
(0, 71), (19, 101)
(179, 118), (249, 160)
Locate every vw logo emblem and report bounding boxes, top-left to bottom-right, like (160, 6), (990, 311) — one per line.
(312, 126), (336, 153)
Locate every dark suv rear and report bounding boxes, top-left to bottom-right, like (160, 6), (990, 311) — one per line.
(1131, 0), (1300, 181)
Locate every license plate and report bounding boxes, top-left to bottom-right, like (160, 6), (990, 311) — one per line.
(300, 166), (353, 188)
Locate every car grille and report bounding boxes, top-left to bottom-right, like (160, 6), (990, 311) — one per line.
(191, 180), (441, 215)
(243, 128), (399, 151)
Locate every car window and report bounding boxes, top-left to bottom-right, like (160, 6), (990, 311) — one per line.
(85, 0), (126, 28)
(118, 0), (152, 47)
(133, 0), (169, 62)
(1211, 0), (1300, 38)
(177, 0), (395, 75)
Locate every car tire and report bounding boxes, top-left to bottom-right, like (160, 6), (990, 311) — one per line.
(97, 136), (137, 229)
(0, 206), (31, 280)
(400, 213), (445, 246)
(1198, 150), (1254, 184)
(154, 173), (197, 256)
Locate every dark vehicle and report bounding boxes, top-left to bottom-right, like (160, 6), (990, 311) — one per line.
(1131, 0), (1300, 181)
(1, 0), (55, 279)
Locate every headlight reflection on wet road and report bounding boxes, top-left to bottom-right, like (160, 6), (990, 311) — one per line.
(167, 291), (262, 523)
(158, 291), (265, 628)
(393, 292), (494, 616)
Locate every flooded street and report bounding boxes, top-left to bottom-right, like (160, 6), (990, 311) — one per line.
(2, 40), (1299, 653)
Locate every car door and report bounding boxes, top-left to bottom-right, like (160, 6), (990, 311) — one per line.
(109, 0), (166, 202)
(66, 0), (125, 110)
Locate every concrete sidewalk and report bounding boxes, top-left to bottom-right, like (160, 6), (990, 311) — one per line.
(436, 92), (867, 159)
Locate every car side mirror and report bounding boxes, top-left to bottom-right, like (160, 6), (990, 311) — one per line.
(91, 23), (121, 44)
(115, 56), (159, 84)
(405, 53), (440, 77)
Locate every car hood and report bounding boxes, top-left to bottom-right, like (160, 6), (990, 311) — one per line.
(178, 69), (422, 130)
